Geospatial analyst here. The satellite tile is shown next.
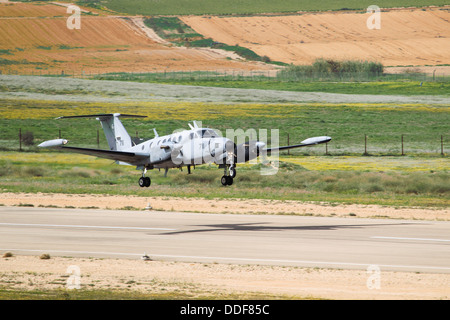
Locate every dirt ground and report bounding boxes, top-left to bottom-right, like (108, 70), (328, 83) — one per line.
(0, 2), (273, 74)
(0, 192), (448, 221)
(0, 193), (448, 299)
(0, 253), (448, 300)
(182, 7), (450, 68)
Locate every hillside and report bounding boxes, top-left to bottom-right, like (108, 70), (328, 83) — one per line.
(181, 7), (450, 67)
(0, 2), (272, 75)
(1, 2), (449, 75)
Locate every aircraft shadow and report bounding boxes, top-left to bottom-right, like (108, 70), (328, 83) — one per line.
(157, 221), (424, 236)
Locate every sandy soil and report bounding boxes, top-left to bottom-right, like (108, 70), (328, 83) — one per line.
(0, 2), (273, 74)
(0, 192), (448, 221)
(0, 255), (448, 300)
(182, 7), (450, 67)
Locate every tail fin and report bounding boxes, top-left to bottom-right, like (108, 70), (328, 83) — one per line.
(57, 113), (147, 151)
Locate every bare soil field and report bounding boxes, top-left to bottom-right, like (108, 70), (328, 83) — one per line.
(181, 7), (450, 67)
(0, 255), (448, 299)
(0, 2), (272, 74)
(0, 192), (448, 221)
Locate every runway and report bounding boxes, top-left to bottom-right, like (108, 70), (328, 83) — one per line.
(1, 206), (449, 273)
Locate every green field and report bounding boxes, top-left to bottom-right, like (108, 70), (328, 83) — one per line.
(0, 99), (448, 154)
(94, 75), (450, 96)
(1, 151), (448, 208)
(90, 0), (450, 15)
(0, 98), (448, 208)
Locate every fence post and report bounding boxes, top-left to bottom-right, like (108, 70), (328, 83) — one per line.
(19, 128), (22, 151)
(401, 134), (404, 156)
(287, 133), (290, 155)
(441, 135), (445, 156)
(364, 134), (368, 155)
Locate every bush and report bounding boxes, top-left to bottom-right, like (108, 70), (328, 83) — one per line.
(22, 131), (34, 146)
(278, 59), (384, 80)
(39, 253), (51, 260)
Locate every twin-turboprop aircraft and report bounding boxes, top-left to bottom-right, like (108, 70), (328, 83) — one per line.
(38, 113), (331, 186)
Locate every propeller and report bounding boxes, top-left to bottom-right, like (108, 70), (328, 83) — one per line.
(235, 140), (266, 163)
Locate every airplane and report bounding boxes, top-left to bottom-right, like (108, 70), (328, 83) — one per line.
(38, 113), (331, 187)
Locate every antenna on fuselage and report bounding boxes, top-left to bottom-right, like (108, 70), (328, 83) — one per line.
(153, 128), (159, 138)
(188, 121), (200, 130)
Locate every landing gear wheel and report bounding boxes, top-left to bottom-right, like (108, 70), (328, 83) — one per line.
(221, 175), (233, 186)
(229, 167), (236, 178)
(221, 175), (228, 186)
(139, 176), (151, 187)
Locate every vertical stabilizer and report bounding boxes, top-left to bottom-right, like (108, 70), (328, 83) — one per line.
(98, 114), (133, 151)
(56, 113), (147, 151)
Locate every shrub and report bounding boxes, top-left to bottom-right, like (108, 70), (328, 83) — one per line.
(278, 58), (384, 80)
(22, 131), (34, 146)
(39, 253), (51, 260)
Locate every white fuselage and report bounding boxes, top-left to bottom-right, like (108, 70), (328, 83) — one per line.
(128, 128), (231, 169)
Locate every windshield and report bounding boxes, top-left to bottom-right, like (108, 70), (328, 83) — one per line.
(197, 129), (218, 138)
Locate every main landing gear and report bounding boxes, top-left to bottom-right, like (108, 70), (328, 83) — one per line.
(221, 165), (236, 186)
(139, 168), (151, 188)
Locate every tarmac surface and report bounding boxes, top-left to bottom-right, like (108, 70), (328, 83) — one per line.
(1, 206), (449, 274)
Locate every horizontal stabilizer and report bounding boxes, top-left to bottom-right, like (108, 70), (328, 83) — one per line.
(56, 113), (147, 120)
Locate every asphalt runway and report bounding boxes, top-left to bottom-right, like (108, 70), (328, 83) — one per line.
(1, 206), (449, 273)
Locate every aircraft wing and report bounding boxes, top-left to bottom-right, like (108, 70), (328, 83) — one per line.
(265, 136), (331, 153)
(59, 146), (150, 166)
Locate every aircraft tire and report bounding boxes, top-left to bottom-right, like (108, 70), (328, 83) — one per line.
(144, 177), (151, 187)
(139, 177), (146, 187)
(226, 176), (233, 186)
(230, 167), (236, 178)
(221, 175), (228, 186)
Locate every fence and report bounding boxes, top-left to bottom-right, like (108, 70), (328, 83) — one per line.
(13, 128), (446, 156)
(1, 69), (449, 83)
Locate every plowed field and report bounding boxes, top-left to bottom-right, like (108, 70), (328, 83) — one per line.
(0, 2), (271, 74)
(181, 7), (450, 67)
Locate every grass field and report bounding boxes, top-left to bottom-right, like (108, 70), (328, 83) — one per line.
(0, 78), (448, 208)
(95, 0), (450, 15)
(0, 97), (447, 154)
(94, 75), (450, 96)
(1, 150), (448, 208)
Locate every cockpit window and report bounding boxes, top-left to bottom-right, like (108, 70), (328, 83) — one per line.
(198, 129), (217, 138)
